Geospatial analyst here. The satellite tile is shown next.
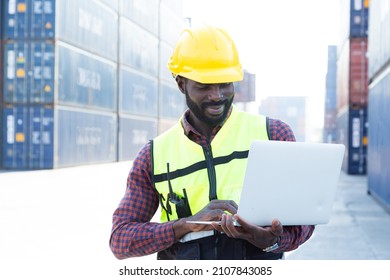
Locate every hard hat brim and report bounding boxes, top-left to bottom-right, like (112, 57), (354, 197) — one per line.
(178, 66), (243, 84)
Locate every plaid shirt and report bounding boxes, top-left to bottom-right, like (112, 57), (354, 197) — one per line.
(110, 110), (315, 259)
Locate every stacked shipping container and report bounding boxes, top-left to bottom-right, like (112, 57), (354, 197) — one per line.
(0, 0), (185, 169)
(336, 0), (369, 174)
(323, 46), (338, 143)
(367, 0), (390, 212)
(258, 96), (307, 142)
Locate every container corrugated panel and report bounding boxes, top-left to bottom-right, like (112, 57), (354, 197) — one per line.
(58, 43), (117, 110)
(119, 18), (158, 76)
(349, 37), (368, 107)
(234, 70), (256, 102)
(160, 3), (184, 45)
(160, 0), (183, 15)
(2, 104), (54, 169)
(160, 41), (175, 82)
(119, 67), (157, 117)
(119, 0), (158, 35)
(3, 41), (29, 103)
(118, 114), (157, 160)
(367, 0), (390, 80)
(259, 96), (307, 142)
(56, 107), (117, 167)
(368, 68), (390, 211)
(98, 0), (119, 11)
(3, 0), (55, 39)
(56, 0), (118, 61)
(336, 107), (368, 175)
(160, 82), (185, 119)
(339, 0), (369, 46)
(325, 46), (337, 110)
(3, 41), (55, 103)
(336, 38), (368, 112)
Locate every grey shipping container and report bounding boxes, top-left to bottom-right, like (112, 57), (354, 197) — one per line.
(119, 67), (157, 117)
(119, 18), (159, 77)
(159, 82), (185, 119)
(259, 96), (307, 142)
(119, 0), (159, 36)
(57, 43), (117, 110)
(367, 0), (390, 80)
(56, 107), (117, 167)
(367, 67), (390, 212)
(118, 114), (157, 160)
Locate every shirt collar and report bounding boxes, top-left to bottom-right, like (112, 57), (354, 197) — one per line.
(180, 105), (234, 138)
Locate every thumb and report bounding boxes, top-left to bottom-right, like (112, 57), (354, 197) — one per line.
(271, 219), (283, 236)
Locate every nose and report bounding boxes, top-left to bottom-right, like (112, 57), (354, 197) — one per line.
(208, 85), (224, 100)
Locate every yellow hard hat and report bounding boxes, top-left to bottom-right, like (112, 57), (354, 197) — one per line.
(168, 25), (243, 84)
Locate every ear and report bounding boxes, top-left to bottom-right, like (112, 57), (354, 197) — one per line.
(176, 76), (186, 94)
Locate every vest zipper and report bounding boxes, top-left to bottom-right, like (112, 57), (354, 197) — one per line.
(203, 144), (217, 201)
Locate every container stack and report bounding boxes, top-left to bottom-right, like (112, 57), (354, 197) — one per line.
(336, 0), (369, 175)
(323, 45), (337, 143)
(366, 0), (390, 212)
(1, 0), (185, 169)
(258, 96), (307, 142)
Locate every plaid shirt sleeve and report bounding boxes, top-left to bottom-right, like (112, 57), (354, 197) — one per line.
(267, 117), (315, 253)
(109, 142), (177, 259)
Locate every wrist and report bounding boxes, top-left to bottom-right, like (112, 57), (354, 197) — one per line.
(263, 236), (280, 253)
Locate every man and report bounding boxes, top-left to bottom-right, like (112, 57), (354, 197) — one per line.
(110, 25), (314, 260)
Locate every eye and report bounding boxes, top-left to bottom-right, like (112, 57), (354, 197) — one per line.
(221, 82), (232, 88)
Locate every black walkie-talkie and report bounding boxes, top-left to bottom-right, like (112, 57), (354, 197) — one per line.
(166, 163), (192, 218)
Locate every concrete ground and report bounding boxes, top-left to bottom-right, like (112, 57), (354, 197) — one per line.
(1, 161), (389, 279)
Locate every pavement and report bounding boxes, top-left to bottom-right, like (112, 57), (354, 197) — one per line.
(0, 161), (389, 279)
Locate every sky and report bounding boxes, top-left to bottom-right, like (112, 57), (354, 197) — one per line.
(182, 0), (341, 139)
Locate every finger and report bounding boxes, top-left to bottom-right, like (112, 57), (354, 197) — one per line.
(271, 219), (283, 236)
(209, 200), (238, 214)
(220, 214), (241, 238)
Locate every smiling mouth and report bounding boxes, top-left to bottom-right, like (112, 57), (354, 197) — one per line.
(205, 104), (225, 116)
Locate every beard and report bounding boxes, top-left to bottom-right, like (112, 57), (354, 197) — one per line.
(184, 90), (234, 127)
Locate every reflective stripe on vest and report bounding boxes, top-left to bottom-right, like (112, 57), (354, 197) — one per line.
(151, 107), (269, 222)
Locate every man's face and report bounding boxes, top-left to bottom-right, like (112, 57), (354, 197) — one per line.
(180, 78), (235, 127)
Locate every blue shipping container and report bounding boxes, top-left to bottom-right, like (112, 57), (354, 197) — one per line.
(368, 69), (390, 212)
(2, 104), (54, 169)
(339, 0), (369, 48)
(3, 41), (55, 103)
(56, 107), (117, 167)
(3, 0), (55, 39)
(336, 107), (368, 175)
(118, 115), (157, 160)
(3, 41), (117, 109)
(3, 0), (118, 61)
(119, 67), (158, 116)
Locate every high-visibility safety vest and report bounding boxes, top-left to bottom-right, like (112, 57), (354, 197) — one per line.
(151, 107), (269, 222)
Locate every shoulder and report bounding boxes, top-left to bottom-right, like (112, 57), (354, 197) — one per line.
(130, 141), (152, 174)
(267, 117), (296, 141)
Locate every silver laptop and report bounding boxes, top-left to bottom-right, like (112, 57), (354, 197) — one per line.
(187, 140), (344, 227)
(236, 140), (345, 226)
